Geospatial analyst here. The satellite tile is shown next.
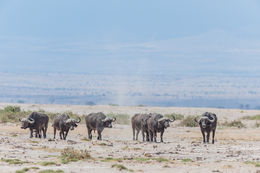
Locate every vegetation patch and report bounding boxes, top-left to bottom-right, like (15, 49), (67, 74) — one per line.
(15, 167), (39, 173)
(165, 113), (184, 120)
(40, 161), (57, 166)
(0, 106), (32, 123)
(111, 164), (134, 172)
(38, 170), (64, 173)
(245, 161), (260, 167)
(180, 115), (199, 127)
(241, 115), (260, 120)
(106, 113), (130, 125)
(182, 158), (193, 162)
(101, 157), (122, 162)
(222, 120), (246, 128)
(81, 137), (91, 141)
(60, 147), (92, 164)
(1, 158), (29, 165)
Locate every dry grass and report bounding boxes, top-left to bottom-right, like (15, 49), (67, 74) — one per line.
(106, 113), (130, 125)
(60, 147), (92, 164)
(222, 120), (246, 128)
(180, 116), (199, 127)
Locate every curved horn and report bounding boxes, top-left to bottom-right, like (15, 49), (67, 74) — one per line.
(102, 117), (109, 122)
(158, 118), (166, 122)
(194, 116), (202, 123)
(207, 116), (215, 123)
(112, 117), (116, 122)
(169, 115), (175, 122)
(28, 118), (35, 124)
(76, 117), (81, 123)
(66, 119), (72, 124)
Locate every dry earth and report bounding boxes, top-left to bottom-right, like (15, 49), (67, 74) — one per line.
(0, 103), (260, 173)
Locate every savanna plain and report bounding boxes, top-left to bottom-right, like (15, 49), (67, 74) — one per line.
(0, 103), (260, 173)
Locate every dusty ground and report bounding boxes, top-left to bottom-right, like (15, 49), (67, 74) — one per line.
(0, 103), (260, 173)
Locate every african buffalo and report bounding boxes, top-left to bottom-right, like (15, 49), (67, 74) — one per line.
(147, 113), (175, 142)
(19, 112), (49, 138)
(131, 113), (151, 141)
(52, 114), (81, 140)
(195, 112), (217, 144)
(85, 112), (116, 140)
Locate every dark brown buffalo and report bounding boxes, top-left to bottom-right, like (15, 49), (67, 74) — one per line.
(85, 112), (116, 140)
(147, 113), (175, 142)
(131, 113), (151, 141)
(19, 112), (49, 138)
(52, 114), (81, 140)
(195, 112), (217, 144)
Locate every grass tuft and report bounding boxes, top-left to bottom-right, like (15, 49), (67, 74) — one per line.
(1, 158), (29, 165)
(40, 161), (57, 166)
(182, 158), (193, 162)
(60, 147), (92, 164)
(111, 164), (134, 172)
(38, 170), (64, 173)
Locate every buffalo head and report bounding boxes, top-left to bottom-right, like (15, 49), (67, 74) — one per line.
(19, 118), (35, 129)
(65, 117), (81, 130)
(195, 116), (215, 128)
(158, 116), (175, 129)
(102, 117), (116, 128)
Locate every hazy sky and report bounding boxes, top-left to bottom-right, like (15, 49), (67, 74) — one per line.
(0, 0), (260, 75)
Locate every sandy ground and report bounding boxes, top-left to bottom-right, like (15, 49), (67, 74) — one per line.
(0, 103), (260, 173)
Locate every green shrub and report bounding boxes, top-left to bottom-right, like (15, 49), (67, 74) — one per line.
(4, 106), (21, 113)
(60, 147), (92, 164)
(241, 115), (260, 120)
(106, 113), (130, 125)
(222, 120), (246, 128)
(164, 113), (184, 120)
(180, 116), (199, 127)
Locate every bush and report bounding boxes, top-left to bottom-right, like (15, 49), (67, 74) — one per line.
(180, 115), (199, 127)
(241, 115), (260, 120)
(0, 106), (31, 123)
(164, 113), (184, 120)
(222, 120), (246, 128)
(60, 147), (92, 164)
(106, 113), (130, 125)
(4, 106), (21, 113)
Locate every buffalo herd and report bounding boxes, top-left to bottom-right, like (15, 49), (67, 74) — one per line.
(19, 111), (217, 144)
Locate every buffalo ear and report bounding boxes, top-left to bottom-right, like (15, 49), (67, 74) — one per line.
(19, 118), (22, 122)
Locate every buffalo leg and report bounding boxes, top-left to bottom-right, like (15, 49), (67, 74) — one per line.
(142, 129), (145, 142)
(160, 130), (164, 143)
(136, 130), (140, 140)
(149, 130), (153, 142)
(206, 131), (210, 143)
(153, 130), (157, 143)
(44, 124), (48, 138)
(54, 128), (56, 139)
(212, 129), (215, 144)
(60, 131), (63, 140)
(30, 128), (33, 138)
(146, 131), (149, 142)
(97, 130), (102, 140)
(64, 130), (69, 140)
(87, 128), (92, 140)
(201, 130), (206, 143)
(132, 127), (135, 140)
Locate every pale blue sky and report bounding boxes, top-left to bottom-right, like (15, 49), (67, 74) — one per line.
(0, 0), (260, 75)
